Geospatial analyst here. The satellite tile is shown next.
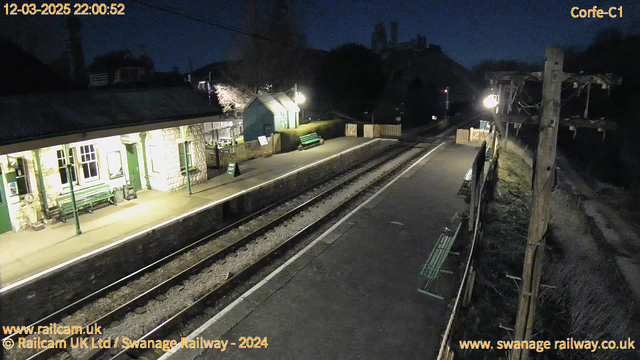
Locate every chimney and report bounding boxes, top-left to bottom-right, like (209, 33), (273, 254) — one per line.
(390, 21), (398, 48)
(65, 16), (86, 87)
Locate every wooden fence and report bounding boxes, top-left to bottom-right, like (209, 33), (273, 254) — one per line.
(469, 127), (492, 143)
(345, 123), (357, 137)
(206, 134), (280, 176)
(457, 127), (494, 145)
(363, 124), (402, 138)
(437, 133), (499, 360)
(456, 129), (470, 144)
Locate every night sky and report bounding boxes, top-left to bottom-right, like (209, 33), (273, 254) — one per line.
(80, 0), (638, 72)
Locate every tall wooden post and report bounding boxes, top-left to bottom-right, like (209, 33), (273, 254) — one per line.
(511, 47), (563, 360)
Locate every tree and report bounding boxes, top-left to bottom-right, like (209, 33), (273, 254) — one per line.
(231, 0), (307, 94)
(314, 43), (385, 116)
(214, 84), (253, 113)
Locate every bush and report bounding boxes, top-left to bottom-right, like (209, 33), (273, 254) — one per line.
(277, 119), (345, 152)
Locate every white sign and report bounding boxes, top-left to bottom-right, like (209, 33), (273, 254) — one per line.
(395, 116), (401, 122)
(258, 136), (269, 146)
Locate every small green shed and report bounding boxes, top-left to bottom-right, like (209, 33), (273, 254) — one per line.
(242, 93), (300, 142)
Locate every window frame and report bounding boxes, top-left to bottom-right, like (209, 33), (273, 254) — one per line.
(178, 142), (194, 172)
(106, 150), (124, 180)
(148, 144), (161, 173)
(56, 148), (78, 187)
(14, 157), (31, 197)
(79, 144), (100, 182)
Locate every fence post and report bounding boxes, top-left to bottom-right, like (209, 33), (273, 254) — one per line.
(469, 159), (476, 232)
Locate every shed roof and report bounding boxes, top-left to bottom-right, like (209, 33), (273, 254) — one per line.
(0, 87), (220, 152)
(248, 92), (299, 114)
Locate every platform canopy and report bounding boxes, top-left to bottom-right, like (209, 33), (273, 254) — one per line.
(0, 87), (221, 154)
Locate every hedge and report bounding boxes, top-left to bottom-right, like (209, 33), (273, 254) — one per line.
(278, 119), (345, 152)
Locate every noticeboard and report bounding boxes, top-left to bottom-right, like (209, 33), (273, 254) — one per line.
(227, 161), (241, 177)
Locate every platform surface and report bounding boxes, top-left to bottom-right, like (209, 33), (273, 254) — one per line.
(0, 137), (384, 289)
(169, 142), (479, 360)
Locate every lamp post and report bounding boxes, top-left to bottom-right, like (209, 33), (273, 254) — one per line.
(444, 86), (449, 117)
(483, 94), (499, 109)
(293, 83), (306, 127)
(64, 144), (81, 235)
(180, 125), (192, 196)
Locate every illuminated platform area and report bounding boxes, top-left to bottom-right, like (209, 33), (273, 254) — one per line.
(0, 137), (386, 289)
(165, 143), (479, 360)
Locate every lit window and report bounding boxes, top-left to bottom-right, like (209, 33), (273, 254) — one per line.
(178, 142), (193, 171)
(107, 151), (123, 179)
(56, 148), (77, 185)
(14, 157), (31, 195)
(79, 144), (99, 180)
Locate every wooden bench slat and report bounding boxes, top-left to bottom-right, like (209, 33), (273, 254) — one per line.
(299, 132), (323, 147)
(56, 184), (115, 222)
(418, 222), (463, 299)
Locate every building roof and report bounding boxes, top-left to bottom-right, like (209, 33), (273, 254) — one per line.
(247, 92), (300, 114)
(0, 87), (221, 153)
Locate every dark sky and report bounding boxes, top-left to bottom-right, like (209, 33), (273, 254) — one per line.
(81, 0), (638, 72)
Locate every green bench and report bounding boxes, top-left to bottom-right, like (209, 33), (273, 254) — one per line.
(298, 132), (324, 150)
(56, 184), (115, 222)
(417, 221), (462, 299)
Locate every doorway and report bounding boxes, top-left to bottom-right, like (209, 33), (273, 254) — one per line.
(0, 168), (13, 234)
(125, 144), (142, 191)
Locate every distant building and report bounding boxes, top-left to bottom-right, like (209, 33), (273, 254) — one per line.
(371, 22), (388, 54)
(242, 93), (299, 142)
(87, 50), (155, 87)
(389, 22), (398, 48)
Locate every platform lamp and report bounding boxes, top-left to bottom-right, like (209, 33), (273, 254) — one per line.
(64, 144), (82, 235)
(290, 83), (306, 127)
(180, 125), (192, 196)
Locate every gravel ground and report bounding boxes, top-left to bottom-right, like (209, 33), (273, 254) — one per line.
(63, 147), (423, 359)
(4, 142), (420, 360)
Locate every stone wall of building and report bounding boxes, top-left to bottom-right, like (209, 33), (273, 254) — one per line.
(1, 124), (208, 232)
(146, 124), (207, 192)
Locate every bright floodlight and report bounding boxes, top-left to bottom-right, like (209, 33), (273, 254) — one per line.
(483, 95), (498, 108)
(295, 92), (306, 104)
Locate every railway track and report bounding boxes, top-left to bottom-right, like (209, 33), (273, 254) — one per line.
(2, 115), (476, 360)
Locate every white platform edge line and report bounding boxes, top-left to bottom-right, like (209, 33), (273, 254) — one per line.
(1, 138), (393, 293)
(158, 141), (447, 359)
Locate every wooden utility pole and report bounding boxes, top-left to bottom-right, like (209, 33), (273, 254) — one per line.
(511, 47), (563, 360)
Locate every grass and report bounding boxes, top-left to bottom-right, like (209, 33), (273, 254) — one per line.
(278, 119), (345, 152)
(452, 141), (640, 359)
(452, 149), (532, 360)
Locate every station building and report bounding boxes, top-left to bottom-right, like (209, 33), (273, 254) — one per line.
(0, 87), (221, 234)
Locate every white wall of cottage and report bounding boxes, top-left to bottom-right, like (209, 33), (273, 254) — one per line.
(0, 124), (207, 232)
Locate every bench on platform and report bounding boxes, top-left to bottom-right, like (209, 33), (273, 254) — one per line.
(298, 132), (324, 150)
(56, 183), (115, 222)
(418, 221), (462, 299)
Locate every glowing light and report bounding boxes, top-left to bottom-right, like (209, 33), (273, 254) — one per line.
(295, 92), (306, 104)
(483, 95), (498, 108)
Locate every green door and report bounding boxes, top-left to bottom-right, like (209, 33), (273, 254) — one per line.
(0, 168), (13, 234)
(125, 144), (142, 191)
